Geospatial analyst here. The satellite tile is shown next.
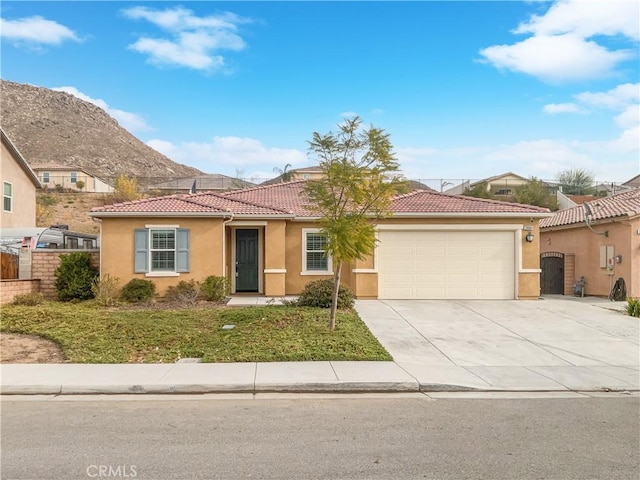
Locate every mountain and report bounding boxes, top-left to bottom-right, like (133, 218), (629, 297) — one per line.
(0, 79), (202, 180)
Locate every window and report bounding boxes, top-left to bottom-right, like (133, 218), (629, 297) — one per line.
(70, 172), (77, 184)
(42, 172), (50, 183)
(3, 182), (12, 212)
(302, 229), (332, 274)
(135, 227), (189, 275)
(303, 173), (311, 180)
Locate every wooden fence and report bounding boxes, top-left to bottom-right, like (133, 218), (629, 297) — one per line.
(1, 252), (19, 279)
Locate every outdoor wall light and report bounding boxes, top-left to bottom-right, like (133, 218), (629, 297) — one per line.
(525, 232), (534, 243)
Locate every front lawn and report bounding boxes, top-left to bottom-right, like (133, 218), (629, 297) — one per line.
(0, 303), (391, 363)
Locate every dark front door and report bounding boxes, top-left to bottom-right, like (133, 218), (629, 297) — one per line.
(541, 253), (564, 295)
(236, 229), (259, 292)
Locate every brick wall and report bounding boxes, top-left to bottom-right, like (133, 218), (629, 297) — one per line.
(31, 250), (100, 299)
(0, 279), (41, 305)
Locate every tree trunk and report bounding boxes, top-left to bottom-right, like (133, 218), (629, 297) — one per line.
(329, 263), (343, 331)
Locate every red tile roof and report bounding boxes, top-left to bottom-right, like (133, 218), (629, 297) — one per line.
(390, 189), (549, 214)
(540, 188), (640, 228)
(92, 180), (552, 217)
(91, 191), (291, 216)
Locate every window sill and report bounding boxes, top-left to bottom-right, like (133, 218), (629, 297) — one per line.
(145, 272), (180, 278)
(300, 271), (333, 276)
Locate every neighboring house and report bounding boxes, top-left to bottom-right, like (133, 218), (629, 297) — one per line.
(0, 127), (41, 228)
(540, 188), (640, 298)
(150, 175), (255, 193)
(262, 166), (324, 185)
(622, 174), (640, 189)
(31, 164), (113, 193)
(91, 180), (551, 300)
(444, 172), (531, 196)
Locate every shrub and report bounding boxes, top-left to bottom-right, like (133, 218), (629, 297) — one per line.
(75, 180), (85, 190)
(12, 292), (45, 306)
(113, 174), (141, 202)
(92, 274), (120, 306)
(200, 276), (229, 302)
(164, 280), (200, 305)
(296, 279), (354, 309)
(625, 297), (640, 318)
(54, 253), (98, 301)
(120, 278), (156, 303)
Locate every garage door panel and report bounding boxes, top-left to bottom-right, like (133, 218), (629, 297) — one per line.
(378, 230), (515, 300)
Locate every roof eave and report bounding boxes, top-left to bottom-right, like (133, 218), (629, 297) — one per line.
(388, 212), (553, 218)
(89, 211), (233, 218)
(1, 128), (42, 189)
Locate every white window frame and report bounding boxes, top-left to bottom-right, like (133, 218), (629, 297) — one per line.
(301, 228), (333, 275)
(149, 228), (177, 274)
(3, 182), (12, 212)
(42, 172), (50, 183)
(70, 172), (77, 184)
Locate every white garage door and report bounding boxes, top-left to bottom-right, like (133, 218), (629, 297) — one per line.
(378, 230), (515, 300)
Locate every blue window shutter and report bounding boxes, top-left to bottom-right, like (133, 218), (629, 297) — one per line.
(176, 229), (190, 273)
(134, 229), (149, 273)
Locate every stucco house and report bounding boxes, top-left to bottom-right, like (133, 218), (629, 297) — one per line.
(540, 188), (640, 298)
(262, 166), (324, 185)
(623, 174), (640, 189)
(1, 127), (41, 228)
(446, 172), (538, 196)
(31, 164), (113, 193)
(90, 180), (551, 300)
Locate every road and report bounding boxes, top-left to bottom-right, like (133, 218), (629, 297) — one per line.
(1, 394), (639, 480)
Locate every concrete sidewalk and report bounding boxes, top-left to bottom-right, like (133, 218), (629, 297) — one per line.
(1, 297), (638, 395)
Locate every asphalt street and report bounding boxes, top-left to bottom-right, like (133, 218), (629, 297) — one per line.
(1, 394), (639, 480)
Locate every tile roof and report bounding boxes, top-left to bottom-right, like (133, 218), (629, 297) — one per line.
(92, 180), (552, 217)
(540, 188), (640, 228)
(390, 190), (550, 214)
(222, 180), (314, 215)
(91, 191), (292, 216)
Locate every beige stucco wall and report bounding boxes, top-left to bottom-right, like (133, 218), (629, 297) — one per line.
(541, 218), (639, 298)
(1, 141), (37, 228)
(100, 217), (225, 295)
(38, 169), (96, 191)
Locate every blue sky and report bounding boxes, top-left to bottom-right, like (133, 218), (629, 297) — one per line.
(1, 1), (638, 186)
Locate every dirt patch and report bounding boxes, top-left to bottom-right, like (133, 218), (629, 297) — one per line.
(0, 333), (65, 363)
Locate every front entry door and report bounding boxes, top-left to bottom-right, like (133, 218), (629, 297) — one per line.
(235, 229), (259, 292)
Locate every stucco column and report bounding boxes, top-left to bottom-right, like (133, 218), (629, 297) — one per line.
(264, 220), (287, 296)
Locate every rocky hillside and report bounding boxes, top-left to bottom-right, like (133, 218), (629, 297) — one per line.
(0, 79), (202, 180)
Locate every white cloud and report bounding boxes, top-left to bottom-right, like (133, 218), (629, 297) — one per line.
(52, 86), (152, 132)
(340, 111), (358, 118)
(543, 102), (583, 114)
(122, 6), (251, 72)
(480, 34), (632, 83)
(575, 83), (640, 109)
(479, 0), (639, 82)
(0, 16), (80, 46)
(146, 136), (307, 175)
(514, 0), (639, 40)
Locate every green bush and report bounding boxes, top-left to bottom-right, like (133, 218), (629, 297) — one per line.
(200, 276), (229, 302)
(92, 274), (120, 306)
(54, 253), (98, 301)
(164, 280), (200, 305)
(120, 278), (156, 303)
(296, 279), (354, 309)
(12, 292), (45, 306)
(625, 297), (640, 318)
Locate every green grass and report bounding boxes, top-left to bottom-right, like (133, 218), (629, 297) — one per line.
(0, 302), (391, 364)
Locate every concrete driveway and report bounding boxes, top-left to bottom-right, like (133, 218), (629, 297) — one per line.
(355, 297), (640, 391)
